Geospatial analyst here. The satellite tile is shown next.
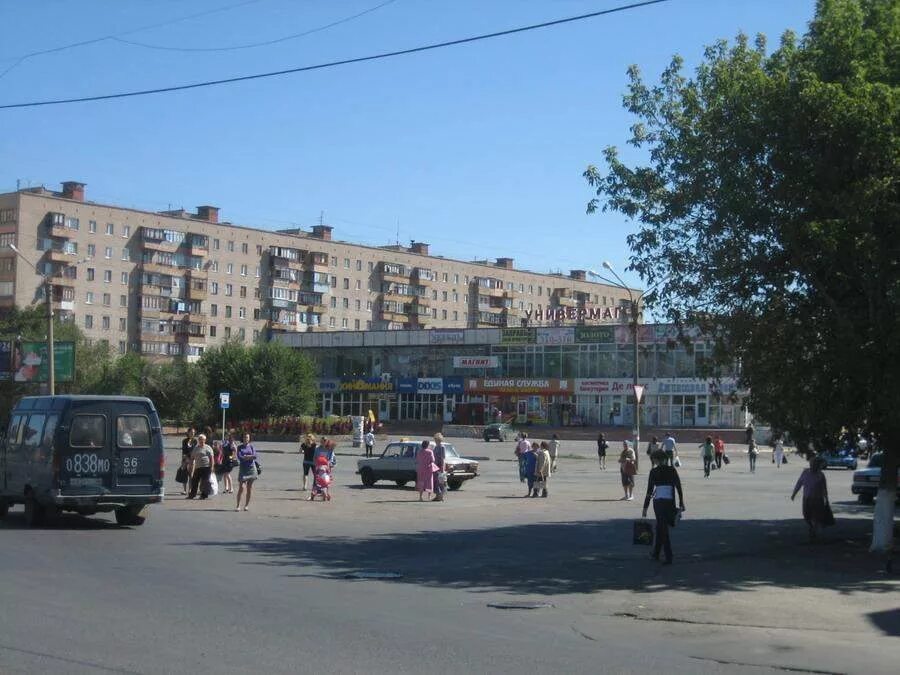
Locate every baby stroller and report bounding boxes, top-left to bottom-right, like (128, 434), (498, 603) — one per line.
(308, 456), (332, 501)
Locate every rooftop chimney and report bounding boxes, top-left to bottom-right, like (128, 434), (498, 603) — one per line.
(311, 225), (333, 241)
(61, 181), (85, 202)
(495, 257), (514, 270)
(196, 205), (219, 223)
(570, 269), (587, 281)
(410, 241), (429, 255)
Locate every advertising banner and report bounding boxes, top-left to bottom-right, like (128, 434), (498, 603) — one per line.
(575, 325), (615, 344)
(574, 378), (634, 395)
(416, 378), (443, 394)
(317, 379), (340, 393)
(500, 328), (535, 345)
(535, 327), (575, 345)
(452, 356), (499, 368)
(443, 376), (464, 394)
(396, 378), (417, 394)
(428, 329), (465, 345)
(339, 377), (395, 393)
(466, 378), (573, 395)
(12, 341), (75, 383)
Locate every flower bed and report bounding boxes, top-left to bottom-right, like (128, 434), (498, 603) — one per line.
(233, 415), (353, 439)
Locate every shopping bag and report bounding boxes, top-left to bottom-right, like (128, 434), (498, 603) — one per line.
(175, 466), (188, 484)
(673, 457), (682, 468)
(208, 472), (219, 496)
(633, 520), (654, 546)
(723, 454), (731, 465)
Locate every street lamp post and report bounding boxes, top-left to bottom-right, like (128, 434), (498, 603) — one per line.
(10, 244), (56, 395)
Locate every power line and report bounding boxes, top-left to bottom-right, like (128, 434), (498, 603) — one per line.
(0, 0), (670, 110)
(110, 0), (399, 53)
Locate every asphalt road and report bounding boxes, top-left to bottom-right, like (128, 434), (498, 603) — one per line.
(1, 437), (897, 674)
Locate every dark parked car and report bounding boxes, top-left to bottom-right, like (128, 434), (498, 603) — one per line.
(483, 423), (511, 442)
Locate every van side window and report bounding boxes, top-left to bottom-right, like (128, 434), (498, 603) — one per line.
(42, 414), (59, 449)
(23, 414), (46, 449)
(117, 416), (150, 448)
(70, 415), (106, 448)
(7, 414), (25, 453)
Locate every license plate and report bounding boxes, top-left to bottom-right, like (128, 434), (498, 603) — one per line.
(69, 477), (103, 487)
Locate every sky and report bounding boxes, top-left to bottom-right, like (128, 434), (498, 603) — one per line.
(0, 0), (816, 291)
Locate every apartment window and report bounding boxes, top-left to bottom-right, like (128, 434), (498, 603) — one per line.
(253, 309), (260, 320)
(343, 278), (349, 290)
(119, 318), (126, 331)
(224, 326), (232, 338)
(105, 223), (114, 235)
(330, 275), (337, 288)
(255, 265), (260, 277)
(89, 220), (97, 233)
(366, 301), (372, 310)
(87, 244), (96, 257)
(443, 273), (448, 282)
(211, 282), (218, 294)
(240, 264), (247, 276)
(353, 279), (360, 291)
(213, 238), (220, 250)
(104, 247), (112, 259)
(102, 293), (111, 306)
(253, 329), (260, 341)
(256, 245), (262, 255)
(103, 270), (112, 283)
(118, 341), (126, 354)
(85, 291), (94, 304)
(102, 316), (110, 330)
(368, 261), (374, 272)
(538, 286), (542, 295)
(84, 315), (93, 329)
(442, 310), (448, 319)
(226, 263), (233, 274)
(432, 290), (438, 300)
(227, 241), (234, 252)
(239, 286), (247, 298)
(355, 260), (362, 271)
(432, 308), (437, 318)
(225, 306), (232, 318)
(355, 299), (361, 311)
(330, 256), (337, 267)
(210, 304), (218, 317)
(121, 272), (128, 285)
(453, 292), (458, 302)
(122, 248), (130, 261)
(442, 291), (448, 301)
(330, 297), (337, 308)
(86, 268), (95, 281)
(341, 318), (348, 328)
(211, 260), (219, 272)
(329, 317), (336, 327)
(342, 298), (349, 309)
(238, 307), (246, 319)
(343, 258), (350, 269)
(241, 243), (248, 254)
(254, 288), (260, 299)
(119, 295), (127, 307)
(454, 274), (459, 284)
(209, 326), (217, 337)
(225, 284), (233, 296)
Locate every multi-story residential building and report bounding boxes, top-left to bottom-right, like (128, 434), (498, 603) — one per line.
(0, 181), (635, 361)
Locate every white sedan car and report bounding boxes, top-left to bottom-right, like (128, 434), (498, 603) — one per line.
(357, 441), (479, 490)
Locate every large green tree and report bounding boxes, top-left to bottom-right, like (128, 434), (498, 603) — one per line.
(585, 0), (898, 551)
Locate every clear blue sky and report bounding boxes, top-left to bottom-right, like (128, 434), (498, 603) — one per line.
(0, 0), (815, 290)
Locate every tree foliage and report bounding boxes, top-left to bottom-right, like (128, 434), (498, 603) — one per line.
(585, 0), (899, 461)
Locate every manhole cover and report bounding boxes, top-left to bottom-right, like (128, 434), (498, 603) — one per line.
(344, 571), (403, 580)
(487, 601), (554, 610)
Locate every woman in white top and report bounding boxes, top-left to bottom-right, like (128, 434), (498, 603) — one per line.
(773, 435), (785, 468)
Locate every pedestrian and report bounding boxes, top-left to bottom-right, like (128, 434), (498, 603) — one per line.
(308, 454), (333, 501)
(646, 435), (661, 460)
(364, 429), (375, 458)
(220, 432), (237, 494)
(515, 433), (530, 483)
(549, 433), (560, 473)
(618, 441), (637, 500)
(235, 432), (258, 511)
(642, 449), (686, 565)
(416, 440), (437, 502)
(745, 422), (755, 445)
(791, 456), (830, 542)
(534, 441), (551, 498)
(773, 435), (785, 468)
(661, 432), (677, 466)
(597, 432), (609, 470)
(187, 433), (214, 500)
(748, 438), (759, 473)
(300, 433), (317, 491)
(179, 427), (197, 495)
(700, 436), (715, 478)
(315, 438), (337, 469)
(433, 433), (448, 502)
(714, 435), (725, 469)
(523, 441), (538, 498)
(608, 408), (616, 426)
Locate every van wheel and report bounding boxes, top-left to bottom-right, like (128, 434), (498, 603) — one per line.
(447, 479), (463, 491)
(0, 498), (8, 520)
(360, 468), (376, 487)
(24, 494), (45, 528)
(115, 506), (148, 526)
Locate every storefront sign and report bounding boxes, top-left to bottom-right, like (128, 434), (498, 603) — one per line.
(466, 378), (572, 394)
(417, 377), (443, 394)
(453, 356), (499, 368)
(428, 329), (465, 345)
(500, 328), (535, 345)
(339, 377), (395, 392)
(655, 380), (708, 395)
(524, 306), (627, 324)
(536, 327), (575, 345)
(318, 379), (340, 392)
(443, 377), (464, 394)
(575, 325), (615, 344)
(396, 378), (417, 393)
(574, 378), (633, 394)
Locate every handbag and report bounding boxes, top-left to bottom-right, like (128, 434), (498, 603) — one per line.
(633, 519), (654, 546)
(722, 454), (730, 465)
(254, 460), (262, 475)
(175, 466), (188, 483)
(823, 498), (835, 527)
(437, 471), (447, 486)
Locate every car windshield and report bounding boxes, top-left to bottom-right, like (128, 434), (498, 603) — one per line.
(868, 453), (883, 468)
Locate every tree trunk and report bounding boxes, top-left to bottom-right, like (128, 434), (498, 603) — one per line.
(870, 450), (897, 554)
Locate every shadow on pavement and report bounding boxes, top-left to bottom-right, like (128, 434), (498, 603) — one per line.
(180, 517), (896, 597)
(867, 608), (900, 637)
(0, 511), (121, 530)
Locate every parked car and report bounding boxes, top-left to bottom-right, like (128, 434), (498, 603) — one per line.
(483, 423), (511, 442)
(820, 448), (858, 470)
(851, 452), (899, 504)
(0, 395), (165, 526)
(357, 441), (479, 490)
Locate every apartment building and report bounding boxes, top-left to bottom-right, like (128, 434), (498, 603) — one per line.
(0, 181), (635, 361)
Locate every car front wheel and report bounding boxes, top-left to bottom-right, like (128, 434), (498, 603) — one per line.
(360, 468), (376, 487)
(858, 493), (874, 505)
(447, 479), (463, 491)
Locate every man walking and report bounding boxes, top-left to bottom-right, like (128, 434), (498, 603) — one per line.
(432, 433), (448, 502)
(179, 427), (197, 495)
(364, 429), (375, 458)
(188, 433), (215, 499)
(661, 432), (677, 467)
(549, 433), (560, 473)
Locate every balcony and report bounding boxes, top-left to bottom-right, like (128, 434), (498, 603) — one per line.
(49, 223), (72, 239)
(379, 307), (410, 323)
(49, 273), (76, 287)
(186, 284), (208, 301)
(142, 260), (179, 276)
(306, 252), (329, 270)
(44, 249), (76, 264)
(381, 263), (410, 284)
(555, 295), (578, 308)
(413, 268), (435, 285)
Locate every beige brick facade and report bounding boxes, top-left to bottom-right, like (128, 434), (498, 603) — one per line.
(0, 182), (634, 360)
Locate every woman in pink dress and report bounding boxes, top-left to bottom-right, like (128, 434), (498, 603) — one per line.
(416, 440), (437, 502)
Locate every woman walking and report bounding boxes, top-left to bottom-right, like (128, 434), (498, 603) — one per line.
(220, 432), (237, 494)
(700, 436), (715, 478)
(618, 441), (637, 500)
(774, 435), (785, 468)
(642, 450), (685, 565)
(597, 433), (609, 470)
(748, 438), (759, 473)
(534, 441), (551, 498)
(300, 433), (317, 491)
(415, 440), (437, 502)
(646, 436), (661, 463)
(235, 433), (258, 512)
(791, 456), (831, 541)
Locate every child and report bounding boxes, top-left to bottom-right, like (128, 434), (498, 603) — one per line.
(308, 455), (332, 501)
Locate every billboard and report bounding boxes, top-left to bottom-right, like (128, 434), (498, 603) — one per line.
(12, 341), (76, 383)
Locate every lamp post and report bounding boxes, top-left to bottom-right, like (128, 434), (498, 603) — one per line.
(9, 244), (55, 394)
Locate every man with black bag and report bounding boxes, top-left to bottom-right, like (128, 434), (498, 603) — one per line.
(642, 450), (685, 565)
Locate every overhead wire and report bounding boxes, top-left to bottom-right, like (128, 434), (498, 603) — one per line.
(110, 0), (400, 53)
(0, 0), (670, 110)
